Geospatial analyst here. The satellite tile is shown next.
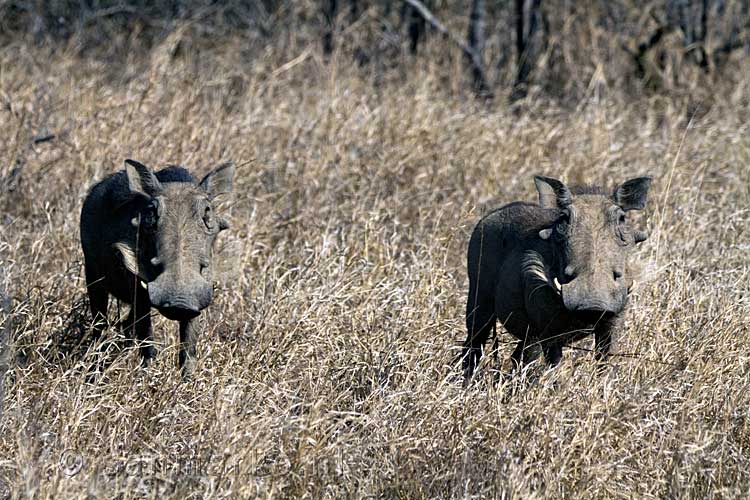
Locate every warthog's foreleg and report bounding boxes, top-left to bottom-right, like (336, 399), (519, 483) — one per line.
(522, 263), (566, 367)
(84, 260), (108, 343)
(510, 339), (541, 373)
(510, 337), (542, 373)
(594, 330), (612, 363)
(594, 316), (620, 365)
(532, 312), (569, 367)
(541, 341), (563, 366)
(179, 317), (200, 379)
(123, 288), (155, 366)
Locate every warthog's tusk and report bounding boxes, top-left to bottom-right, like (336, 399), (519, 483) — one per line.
(140, 280), (148, 290)
(553, 277), (562, 292)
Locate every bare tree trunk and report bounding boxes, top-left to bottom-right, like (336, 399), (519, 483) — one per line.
(671, 0), (710, 70)
(697, 0), (710, 69)
(514, 0), (525, 81)
(703, 0), (713, 38)
(467, 0), (491, 96)
(402, 0), (427, 53)
(511, 0), (543, 102)
(403, 0), (492, 96)
(323, 0), (338, 54)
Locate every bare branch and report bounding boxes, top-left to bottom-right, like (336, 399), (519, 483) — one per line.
(323, 0), (338, 54)
(403, 0), (492, 97)
(623, 20), (676, 80)
(467, 0), (490, 96)
(511, 0), (543, 102)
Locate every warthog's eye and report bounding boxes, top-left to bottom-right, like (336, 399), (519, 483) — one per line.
(142, 200), (159, 230)
(202, 205), (216, 232)
(608, 207), (629, 245)
(553, 210), (570, 240)
(616, 225), (629, 245)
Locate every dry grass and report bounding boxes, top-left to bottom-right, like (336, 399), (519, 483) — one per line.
(0, 24), (749, 499)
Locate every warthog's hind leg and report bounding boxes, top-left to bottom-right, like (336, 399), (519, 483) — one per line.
(461, 296), (496, 382)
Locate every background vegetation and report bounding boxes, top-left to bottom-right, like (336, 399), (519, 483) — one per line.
(0, 1), (748, 498)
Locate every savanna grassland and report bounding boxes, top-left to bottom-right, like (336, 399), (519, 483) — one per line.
(0, 3), (749, 498)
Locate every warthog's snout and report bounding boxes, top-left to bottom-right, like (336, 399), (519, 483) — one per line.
(147, 278), (212, 321)
(558, 273), (628, 314)
(156, 303), (201, 322)
(560, 285), (627, 314)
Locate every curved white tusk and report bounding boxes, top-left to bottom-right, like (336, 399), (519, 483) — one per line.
(553, 277), (562, 292)
(140, 280), (148, 290)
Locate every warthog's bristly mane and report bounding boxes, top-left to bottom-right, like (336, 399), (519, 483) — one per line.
(569, 184), (606, 196)
(155, 165), (196, 184)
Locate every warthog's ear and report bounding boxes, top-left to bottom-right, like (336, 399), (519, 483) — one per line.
(125, 159), (161, 197)
(534, 176), (572, 209)
(614, 177), (652, 211)
(200, 162), (235, 199)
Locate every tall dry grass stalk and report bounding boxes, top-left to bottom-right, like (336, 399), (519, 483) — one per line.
(0, 263), (9, 425)
(0, 16), (749, 499)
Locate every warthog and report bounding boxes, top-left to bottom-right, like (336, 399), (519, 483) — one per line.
(80, 159), (234, 376)
(462, 175), (652, 380)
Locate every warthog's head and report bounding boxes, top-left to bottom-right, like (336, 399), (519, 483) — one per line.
(116, 159), (234, 321)
(535, 175), (652, 316)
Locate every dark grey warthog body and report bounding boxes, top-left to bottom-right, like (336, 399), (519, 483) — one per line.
(80, 159), (234, 376)
(462, 175), (652, 380)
